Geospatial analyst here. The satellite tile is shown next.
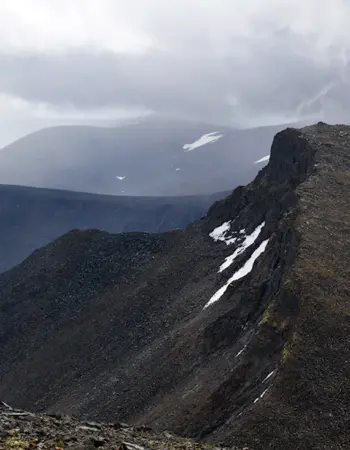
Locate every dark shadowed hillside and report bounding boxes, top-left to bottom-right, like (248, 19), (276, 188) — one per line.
(0, 117), (297, 196)
(0, 184), (226, 273)
(0, 123), (349, 449)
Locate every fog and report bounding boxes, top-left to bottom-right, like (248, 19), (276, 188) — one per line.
(1, 0), (350, 147)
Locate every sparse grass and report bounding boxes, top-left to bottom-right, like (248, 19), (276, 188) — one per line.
(259, 309), (271, 325)
(281, 332), (300, 364)
(2, 436), (38, 449)
(282, 343), (291, 363)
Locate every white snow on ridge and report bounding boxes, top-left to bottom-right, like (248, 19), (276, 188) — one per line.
(209, 221), (231, 242)
(254, 388), (269, 404)
(209, 221), (238, 246)
(235, 345), (247, 358)
(116, 176), (126, 180)
(263, 370), (275, 383)
(219, 222), (265, 273)
(254, 155), (270, 164)
(183, 131), (223, 152)
(204, 239), (269, 309)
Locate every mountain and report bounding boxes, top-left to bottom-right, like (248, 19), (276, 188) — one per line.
(0, 184), (227, 273)
(0, 122), (349, 449)
(0, 117), (296, 196)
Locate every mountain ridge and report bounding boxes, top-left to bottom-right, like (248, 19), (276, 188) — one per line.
(0, 123), (349, 449)
(0, 184), (227, 273)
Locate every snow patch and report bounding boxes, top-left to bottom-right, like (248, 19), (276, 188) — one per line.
(254, 388), (269, 404)
(235, 345), (247, 358)
(254, 155), (270, 164)
(175, 168), (181, 171)
(209, 221), (239, 246)
(183, 132), (223, 152)
(219, 222), (265, 273)
(209, 221), (231, 242)
(204, 239), (269, 309)
(263, 370), (275, 383)
(116, 176), (126, 180)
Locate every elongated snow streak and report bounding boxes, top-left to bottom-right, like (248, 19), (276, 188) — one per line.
(204, 239), (269, 309)
(253, 388), (269, 404)
(116, 176), (126, 180)
(219, 222), (265, 272)
(254, 155), (270, 164)
(263, 370), (275, 383)
(235, 345), (247, 358)
(183, 132), (223, 152)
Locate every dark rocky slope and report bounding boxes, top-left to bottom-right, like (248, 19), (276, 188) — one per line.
(0, 184), (226, 273)
(0, 123), (349, 449)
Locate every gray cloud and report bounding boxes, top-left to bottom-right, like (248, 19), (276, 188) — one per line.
(1, 1), (350, 130)
(0, 51), (233, 122)
(1, 40), (349, 126)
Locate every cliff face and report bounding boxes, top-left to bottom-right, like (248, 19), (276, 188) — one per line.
(0, 123), (349, 449)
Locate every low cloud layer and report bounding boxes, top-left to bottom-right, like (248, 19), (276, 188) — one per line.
(1, 0), (350, 145)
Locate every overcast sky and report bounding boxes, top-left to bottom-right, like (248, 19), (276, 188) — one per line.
(1, 0), (350, 147)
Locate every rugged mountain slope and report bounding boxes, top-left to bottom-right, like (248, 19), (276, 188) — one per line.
(0, 184), (226, 273)
(0, 117), (293, 196)
(0, 123), (349, 449)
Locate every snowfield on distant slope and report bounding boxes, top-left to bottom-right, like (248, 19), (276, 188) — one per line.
(183, 132), (223, 152)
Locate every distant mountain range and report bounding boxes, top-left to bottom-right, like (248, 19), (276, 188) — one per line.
(0, 184), (227, 273)
(0, 117), (294, 196)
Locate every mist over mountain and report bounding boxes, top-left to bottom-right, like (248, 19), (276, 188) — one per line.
(0, 118), (298, 196)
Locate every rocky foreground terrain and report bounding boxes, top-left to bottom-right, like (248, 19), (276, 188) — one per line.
(0, 402), (244, 450)
(0, 123), (349, 449)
